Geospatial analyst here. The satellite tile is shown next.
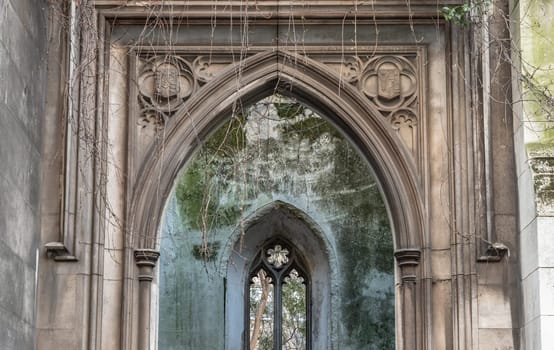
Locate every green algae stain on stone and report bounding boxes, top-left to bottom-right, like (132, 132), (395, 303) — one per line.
(160, 95), (394, 349)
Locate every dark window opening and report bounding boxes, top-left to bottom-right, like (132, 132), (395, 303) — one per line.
(248, 239), (310, 350)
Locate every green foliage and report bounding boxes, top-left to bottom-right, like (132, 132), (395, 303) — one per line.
(442, 1), (490, 27)
(175, 114), (247, 231)
(275, 102), (305, 119)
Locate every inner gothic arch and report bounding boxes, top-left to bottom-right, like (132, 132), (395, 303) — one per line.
(156, 94), (398, 349)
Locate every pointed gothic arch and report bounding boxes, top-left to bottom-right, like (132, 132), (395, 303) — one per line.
(130, 49), (426, 350)
(222, 200), (337, 350)
(130, 50), (424, 251)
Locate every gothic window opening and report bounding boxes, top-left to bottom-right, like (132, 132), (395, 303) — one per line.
(158, 94), (395, 350)
(248, 240), (310, 350)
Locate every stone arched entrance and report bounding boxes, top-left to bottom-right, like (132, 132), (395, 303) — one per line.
(41, 3), (512, 349)
(130, 50), (425, 349)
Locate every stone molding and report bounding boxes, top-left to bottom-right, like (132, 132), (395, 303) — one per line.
(93, 0), (464, 19)
(133, 47), (426, 172)
(44, 0), (82, 262)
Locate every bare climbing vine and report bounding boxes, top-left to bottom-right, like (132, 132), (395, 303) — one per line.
(48, 0), (553, 277)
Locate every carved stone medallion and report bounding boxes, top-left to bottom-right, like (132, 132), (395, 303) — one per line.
(138, 56), (195, 128)
(358, 56), (417, 113)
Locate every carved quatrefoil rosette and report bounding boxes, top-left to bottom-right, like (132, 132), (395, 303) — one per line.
(358, 56), (417, 114)
(267, 245), (290, 268)
(138, 55), (195, 128)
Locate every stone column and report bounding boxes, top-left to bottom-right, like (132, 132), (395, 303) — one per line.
(394, 249), (421, 350)
(135, 249), (160, 350)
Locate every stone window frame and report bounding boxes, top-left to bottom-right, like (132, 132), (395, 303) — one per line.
(246, 238), (312, 349)
(222, 202), (335, 350)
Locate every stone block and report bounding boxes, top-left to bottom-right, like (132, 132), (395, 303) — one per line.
(8, 0), (47, 42)
(494, 214), (517, 256)
(102, 248), (124, 280)
(430, 279), (451, 348)
(518, 166), (538, 230)
(478, 328), (515, 350)
(522, 270), (540, 325)
(0, 176), (39, 266)
(539, 268), (554, 316)
(0, 308), (34, 350)
(478, 284), (513, 329)
(0, 243), (26, 320)
(0, 42), (44, 146)
(0, 107), (41, 210)
(522, 316), (541, 350)
(478, 262), (507, 286)
(514, 122), (528, 178)
(101, 279), (123, 349)
(430, 248), (451, 280)
(537, 216), (554, 268)
(0, 1), (44, 82)
(37, 274), (77, 330)
(520, 217), (538, 280)
(37, 329), (80, 350)
(541, 315), (554, 350)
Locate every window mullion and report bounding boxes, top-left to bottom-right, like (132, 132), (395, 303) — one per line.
(273, 274), (283, 350)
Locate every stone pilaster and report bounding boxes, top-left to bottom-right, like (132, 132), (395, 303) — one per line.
(135, 249), (160, 350)
(394, 249), (421, 350)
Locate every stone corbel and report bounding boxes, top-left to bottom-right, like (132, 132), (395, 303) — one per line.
(45, 242), (77, 261)
(394, 249), (421, 350)
(135, 249), (160, 350)
(477, 242), (510, 262)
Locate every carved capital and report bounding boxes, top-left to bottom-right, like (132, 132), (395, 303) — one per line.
(394, 249), (421, 282)
(134, 249), (160, 282)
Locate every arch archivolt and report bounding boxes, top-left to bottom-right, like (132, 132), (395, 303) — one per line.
(129, 48), (426, 251)
(126, 46), (427, 350)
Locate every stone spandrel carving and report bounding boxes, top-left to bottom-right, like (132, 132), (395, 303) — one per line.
(137, 54), (239, 128)
(313, 53), (419, 113)
(138, 55), (195, 128)
(192, 55), (236, 85)
(358, 55), (418, 114)
(391, 109), (418, 155)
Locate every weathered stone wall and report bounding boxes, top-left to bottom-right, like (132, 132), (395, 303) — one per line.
(0, 0), (48, 348)
(514, 0), (554, 348)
